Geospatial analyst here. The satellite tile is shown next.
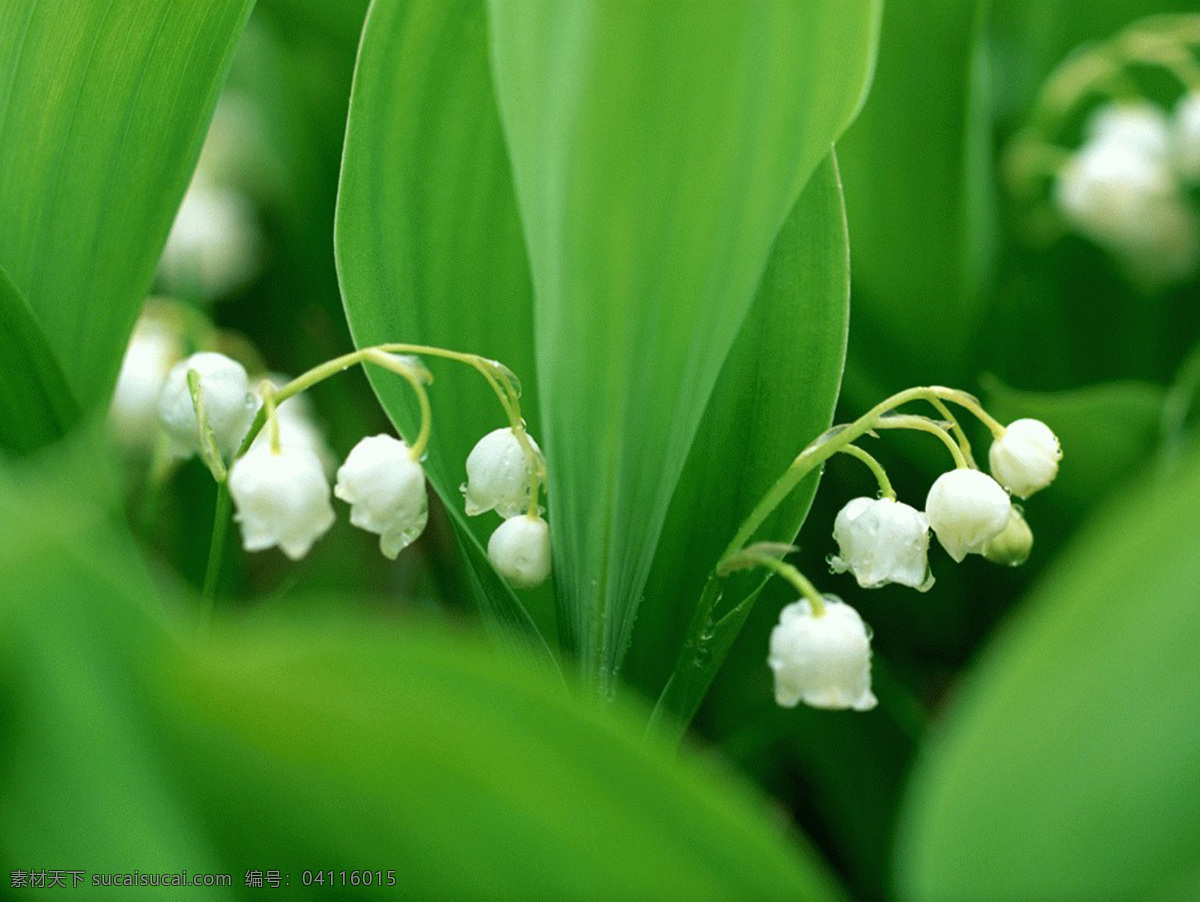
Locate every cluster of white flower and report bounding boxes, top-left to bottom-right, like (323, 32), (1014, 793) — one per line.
(1055, 97), (1200, 283)
(463, 427), (552, 589)
(111, 317), (551, 587)
(769, 416), (1061, 713)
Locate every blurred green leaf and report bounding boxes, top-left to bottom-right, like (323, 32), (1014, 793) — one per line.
(836, 0), (993, 400)
(1, 438), (845, 900)
(0, 268), (79, 456)
(336, 0), (553, 658)
(488, 0), (880, 692)
(984, 375), (1167, 521)
(627, 155), (849, 714)
(896, 440), (1200, 900)
(0, 0), (253, 410)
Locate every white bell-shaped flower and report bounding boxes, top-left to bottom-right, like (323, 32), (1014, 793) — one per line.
(829, 497), (931, 590)
(988, 418), (1062, 498)
(108, 314), (182, 449)
(1172, 92), (1200, 182)
(925, 469), (1012, 563)
(228, 442), (335, 560)
(158, 352), (257, 460)
(768, 596), (877, 712)
(487, 514), (551, 589)
(463, 427), (543, 518)
(334, 434), (429, 559)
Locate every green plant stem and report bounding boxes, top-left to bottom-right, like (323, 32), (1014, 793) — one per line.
(200, 481), (231, 630)
(873, 414), (969, 468)
(838, 444), (895, 499)
(721, 547), (825, 615)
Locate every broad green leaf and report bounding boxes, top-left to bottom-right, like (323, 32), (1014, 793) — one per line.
(896, 440), (1200, 901)
(0, 267), (80, 455)
(0, 0), (254, 410)
(1, 439), (843, 900)
(488, 0), (880, 691)
(836, 0), (993, 401)
(983, 375), (1166, 522)
(626, 155), (849, 712)
(0, 434), (219, 886)
(336, 0), (553, 658)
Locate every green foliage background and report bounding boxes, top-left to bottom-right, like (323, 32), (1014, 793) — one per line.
(2, 0), (1200, 899)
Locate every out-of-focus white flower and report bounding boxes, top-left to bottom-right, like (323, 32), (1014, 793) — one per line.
(487, 514), (551, 589)
(158, 181), (261, 299)
(1056, 102), (1199, 284)
(768, 596), (877, 712)
(463, 427), (543, 518)
(334, 434), (429, 560)
(982, 507), (1034, 567)
(925, 469), (1012, 563)
(829, 497), (931, 590)
(228, 442), (335, 560)
(1088, 102), (1171, 158)
(158, 352), (256, 460)
(988, 418), (1062, 498)
(1171, 92), (1200, 182)
(108, 313), (182, 449)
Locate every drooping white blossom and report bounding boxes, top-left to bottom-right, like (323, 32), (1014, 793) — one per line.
(829, 497), (931, 590)
(463, 427), (543, 518)
(925, 469), (1012, 563)
(228, 442), (335, 560)
(988, 418), (1062, 498)
(768, 596), (877, 712)
(108, 313), (182, 449)
(487, 514), (551, 589)
(158, 182), (261, 299)
(158, 352), (257, 460)
(334, 435), (429, 560)
(251, 376), (334, 474)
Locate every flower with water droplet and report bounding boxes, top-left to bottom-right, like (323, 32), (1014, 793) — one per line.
(158, 352), (257, 460)
(768, 596), (877, 712)
(228, 442), (335, 560)
(334, 434), (428, 559)
(463, 427), (543, 518)
(487, 514), (551, 589)
(829, 497), (932, 590)
(109, 312), (182, 450)
(988, 418), (1062, 498)
(925, 469), (1012, 563)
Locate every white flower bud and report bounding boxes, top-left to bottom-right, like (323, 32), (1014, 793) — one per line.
(768, 596), (877, 712)
(925, 469), (1012, 563)
(988, 418), (1062, 498)
(487, 515), (551, 589)
(463, 427), (543, 518)
(1172, 92), (1200, 182)
(228, 443), (335, 560)
(829, 497), (931, 590)
(982, 507), (1034, 568)
(158, 352), (256, 460)
(108, 315), (182, 449)
(334, 435), (429, 559)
